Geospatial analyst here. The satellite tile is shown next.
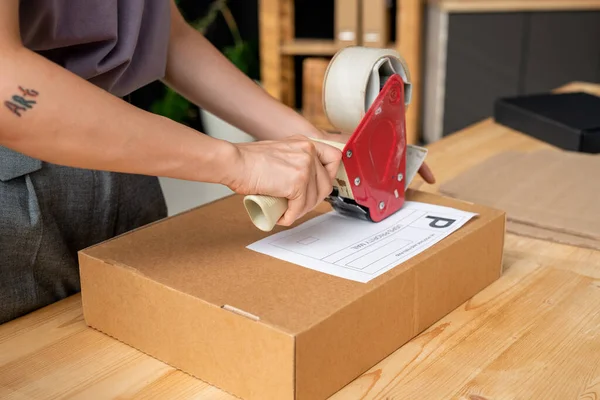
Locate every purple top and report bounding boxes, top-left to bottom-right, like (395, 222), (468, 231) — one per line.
(19, 0), (172, 97)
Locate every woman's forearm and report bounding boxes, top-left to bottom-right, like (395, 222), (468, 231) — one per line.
(0, 45), (236, 184)
(163, 7), (322, 141)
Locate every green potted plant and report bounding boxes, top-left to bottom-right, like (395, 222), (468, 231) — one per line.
(151, 0), (258, 143)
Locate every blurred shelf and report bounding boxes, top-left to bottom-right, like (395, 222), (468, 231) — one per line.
(281, 39), (399, 56)
(280, 39), (342, 55)
(430, 0), (600, 12)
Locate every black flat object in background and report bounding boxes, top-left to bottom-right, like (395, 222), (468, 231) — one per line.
(493, 91), (600, 153)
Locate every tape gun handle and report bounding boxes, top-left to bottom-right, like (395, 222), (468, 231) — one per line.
(243, 194), (288, 232)
(243, 138), (345, 232)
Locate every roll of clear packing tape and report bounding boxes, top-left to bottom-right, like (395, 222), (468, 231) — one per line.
(244, 46), (412, 232)
(323, 46), (412, 134)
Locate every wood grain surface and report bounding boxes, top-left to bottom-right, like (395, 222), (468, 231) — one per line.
(1, 82), (599, 399)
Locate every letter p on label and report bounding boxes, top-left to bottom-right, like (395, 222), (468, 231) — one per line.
(425, 215), (456, 229)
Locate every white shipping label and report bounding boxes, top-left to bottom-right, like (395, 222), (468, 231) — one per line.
(247, 201), (477, 283)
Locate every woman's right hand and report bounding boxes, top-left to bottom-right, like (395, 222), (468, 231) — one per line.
(221, 135), (342, 226)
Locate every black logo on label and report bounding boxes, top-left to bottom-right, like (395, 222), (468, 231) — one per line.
(425, 215), (456, 228)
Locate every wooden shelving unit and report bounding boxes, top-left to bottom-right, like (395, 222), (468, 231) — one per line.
(258, 0), (424, 144)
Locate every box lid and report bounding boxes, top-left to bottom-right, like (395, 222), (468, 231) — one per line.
(82, 190), (502, 335)
(497, 92), (600, 132)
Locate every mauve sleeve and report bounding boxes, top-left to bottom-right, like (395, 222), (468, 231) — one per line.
(18, 0), (171, 97)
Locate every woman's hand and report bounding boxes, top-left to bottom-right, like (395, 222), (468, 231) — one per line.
(221, 135), (343, 226)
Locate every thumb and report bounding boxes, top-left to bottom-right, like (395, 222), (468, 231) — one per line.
(418, 163), (436, 184)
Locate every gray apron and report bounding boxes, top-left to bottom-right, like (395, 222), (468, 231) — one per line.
(0, 147), (167, 324)
(1, 0), (172, 324)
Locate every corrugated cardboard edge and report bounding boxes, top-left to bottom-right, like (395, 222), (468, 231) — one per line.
(293, 201), (506, 400)
(81, 193), (238, 254)
(78, 252), (296, 400)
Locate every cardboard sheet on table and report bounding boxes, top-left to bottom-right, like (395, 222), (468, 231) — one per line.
(507, 221), (600, 250)
(439, 149), (600, 250)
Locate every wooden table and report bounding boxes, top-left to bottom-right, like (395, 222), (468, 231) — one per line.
(2, 82), (600, 399)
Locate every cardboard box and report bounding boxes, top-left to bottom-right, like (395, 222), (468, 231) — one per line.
(440, 149), (600, 251)
(335, 0), (360, 45)
(79, 190), (506, 400)
(494, 92), (600, 153)
(361, 0), (389, 47)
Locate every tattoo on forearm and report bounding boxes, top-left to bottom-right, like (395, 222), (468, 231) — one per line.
(4, 86), (39, 117)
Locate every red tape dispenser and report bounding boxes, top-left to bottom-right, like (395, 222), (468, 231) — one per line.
(244, 47), (428, 231)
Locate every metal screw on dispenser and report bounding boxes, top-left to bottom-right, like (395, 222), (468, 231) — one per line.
(346, 150), (352, 158)
(379, 201), (385, 210)
(397, 173), (404, 181)
(354, 177), (361, 185)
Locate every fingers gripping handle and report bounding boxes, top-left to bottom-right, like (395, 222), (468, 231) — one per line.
(243, 138), (345, 232)
(244, 46), (412, 232)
